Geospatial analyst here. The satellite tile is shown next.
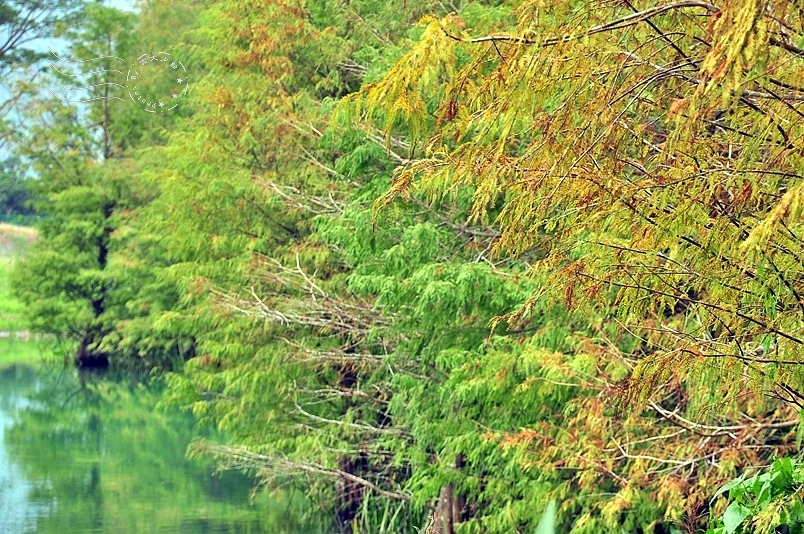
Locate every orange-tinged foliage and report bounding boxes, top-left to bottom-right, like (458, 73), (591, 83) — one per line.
(349, 0), (804, 529)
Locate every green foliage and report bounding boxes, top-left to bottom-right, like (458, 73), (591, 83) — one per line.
(0, 159), (34, 217)
(707, 458), (804, 534)
(9, 1), (200, 370)
(9, 0), (804, 533)
(345, 0), (804, 530)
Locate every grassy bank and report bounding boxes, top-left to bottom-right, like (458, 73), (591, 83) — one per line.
(0, 222), (35, 332)
(0, 257), (24, 333)
(0, 340), (53, 366)
(0, 223), (50, 368)
(0, 223), (36, 258)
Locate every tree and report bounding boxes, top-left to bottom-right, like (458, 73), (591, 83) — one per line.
(13, 4), (137, 367)
(13, 0), (803, 532)
(0, 0), (81, 66)
(349, 0), (804, 530)
(0, 0), (82, 148)
(147, 1), (528, 532)
(0, 157), (34, 218)
(12, 2), (197, 369)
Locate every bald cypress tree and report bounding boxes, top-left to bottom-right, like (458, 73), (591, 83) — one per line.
(12, 2), (198, 369)
(347, 1), (804, 530)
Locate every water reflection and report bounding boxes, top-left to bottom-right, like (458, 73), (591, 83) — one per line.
(0, 363), (323, 533)
(0, 366), (53, 532)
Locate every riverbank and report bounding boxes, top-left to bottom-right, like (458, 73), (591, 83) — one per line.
(0, 341), (48, 367)
(0, 257), (24, 334)
(0, 223), (36, 258)
(0, 222), (35, 330)
(0, 223), (43, 368)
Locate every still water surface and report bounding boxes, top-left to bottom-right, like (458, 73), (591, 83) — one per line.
(0, 361), (323, 533)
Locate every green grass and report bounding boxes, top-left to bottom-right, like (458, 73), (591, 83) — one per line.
(0, 223), (36, 332)
(0, 339), (61, 368)
(0, 257), (24, 332)
(0, 223), (47, 368)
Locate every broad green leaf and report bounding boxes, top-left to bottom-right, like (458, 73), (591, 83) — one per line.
(723, 502), (751, 534)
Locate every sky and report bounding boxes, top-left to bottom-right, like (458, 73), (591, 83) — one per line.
(25, 0), (137, 54)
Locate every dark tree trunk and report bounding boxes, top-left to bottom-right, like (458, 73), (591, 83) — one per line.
(334, 361), (364, 532)
(75, 330), (109, 369)
(335, 452), (367, 532)
(78, 199), (115, 370)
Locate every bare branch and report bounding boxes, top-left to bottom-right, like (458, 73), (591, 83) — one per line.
(197, 442), (416, 504)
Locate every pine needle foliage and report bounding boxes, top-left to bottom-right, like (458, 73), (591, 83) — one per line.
(17, 0), (804, 532)
(10, 1), (203, 371)
(354, 0), (804, 423)
(346, 0), (804, 530)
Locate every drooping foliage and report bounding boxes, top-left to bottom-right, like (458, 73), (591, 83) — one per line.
(345, 1), (804, 531)
(10, 0), (804, 533)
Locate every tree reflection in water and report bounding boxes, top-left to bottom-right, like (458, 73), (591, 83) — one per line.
(0, 363), (324, 533)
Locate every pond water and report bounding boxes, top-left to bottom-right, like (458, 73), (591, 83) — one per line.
(0, 360), (325, 533)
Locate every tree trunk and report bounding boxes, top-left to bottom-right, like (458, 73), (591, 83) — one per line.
(335, 453), (366, 532)
(435, 484), (456, 534)
(334, 362), (364, 532)
(426, 454), (467, 534)
(75, 330), (109, 369)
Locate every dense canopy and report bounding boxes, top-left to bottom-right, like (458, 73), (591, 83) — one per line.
(7, 0), (804, 532)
